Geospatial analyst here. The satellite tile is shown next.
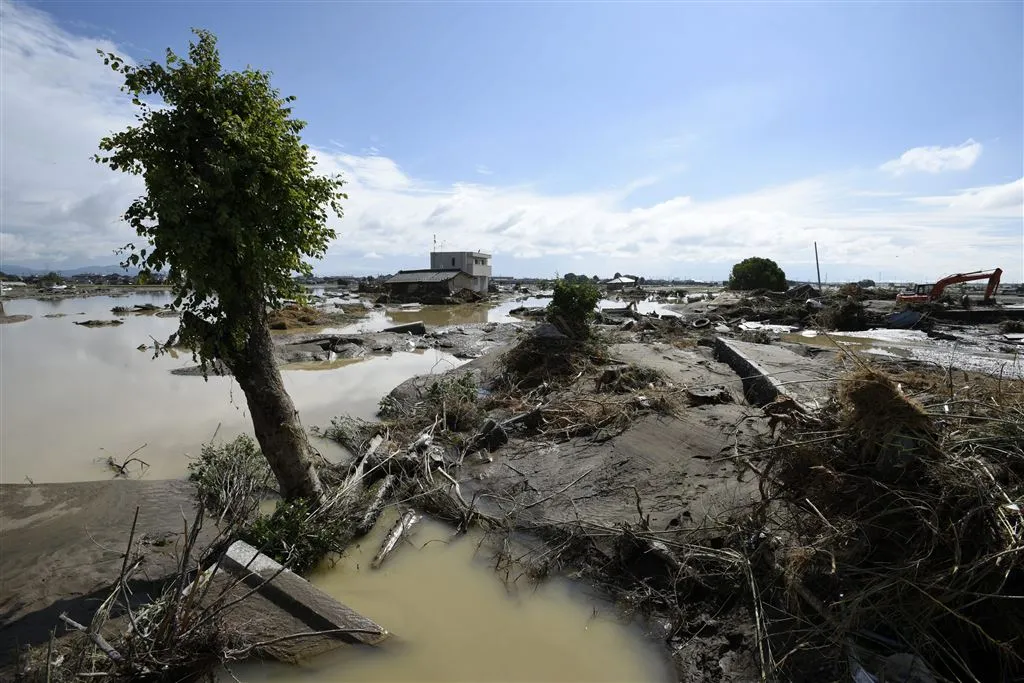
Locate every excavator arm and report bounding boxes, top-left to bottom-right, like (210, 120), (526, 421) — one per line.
(897, 268), (1003, 303)
(928, 268), (1002, 301)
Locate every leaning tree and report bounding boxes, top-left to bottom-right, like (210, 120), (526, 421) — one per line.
(95, 30), (346, 501)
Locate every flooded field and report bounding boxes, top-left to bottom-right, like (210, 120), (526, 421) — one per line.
(0, 294), (464, 483)
(225, 511), (671, 683)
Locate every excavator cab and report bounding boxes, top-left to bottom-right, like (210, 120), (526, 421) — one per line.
(913, 284), (933, 296)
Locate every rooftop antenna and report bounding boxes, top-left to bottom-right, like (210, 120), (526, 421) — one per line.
(432, 234), (437, 252)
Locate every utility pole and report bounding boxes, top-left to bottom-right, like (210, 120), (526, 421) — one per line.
(814, 242), (822, 291)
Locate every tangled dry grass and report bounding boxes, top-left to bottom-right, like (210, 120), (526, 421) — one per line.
(496, 332), (598, 390)
(754, 362), (1024, 681)
(14, 508), (240, 683)
(16, 453), (375, 682)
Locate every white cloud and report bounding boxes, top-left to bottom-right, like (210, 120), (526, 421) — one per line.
(0, 0), (140, 267)
(475, 165), (494, 176)
(1, 1), (1021, 283)
(909, 178), (1023, 212)
(880, 139), (983, 175)
(314, 145), (1021, 279)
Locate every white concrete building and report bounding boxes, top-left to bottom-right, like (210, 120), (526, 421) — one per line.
(429, 251), (491, 294)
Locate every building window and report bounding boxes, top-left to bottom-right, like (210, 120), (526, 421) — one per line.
(451, 257), (456, 267)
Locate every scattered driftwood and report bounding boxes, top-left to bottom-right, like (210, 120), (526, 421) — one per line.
(74, 319), (124, 327)
(371, 509), (419, 569)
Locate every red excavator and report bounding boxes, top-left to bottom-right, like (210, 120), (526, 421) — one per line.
(896, 268), (1003, 304)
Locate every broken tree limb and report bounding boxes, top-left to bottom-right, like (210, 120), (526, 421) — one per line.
(59, 613), (123, 663)
(347, 433), (384, 487)
(371, 509), (419, 569)
(355, 474), (395, 537)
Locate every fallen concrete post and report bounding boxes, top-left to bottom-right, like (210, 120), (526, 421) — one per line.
(714, 337), (831, 410)
(383, 321), (427, 335)
(220, 540), (388, 646)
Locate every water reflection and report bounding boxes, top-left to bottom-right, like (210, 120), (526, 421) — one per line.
(0, 295), (463, 483)
(225, 511), (671, 683)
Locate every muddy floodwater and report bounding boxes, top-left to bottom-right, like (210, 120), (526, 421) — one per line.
(225, 511), (671, 683)
(0, 294), (465, 483)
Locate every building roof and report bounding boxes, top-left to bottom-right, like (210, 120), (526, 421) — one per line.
(385, 269), (469, 284)
(606, 276), (636, 284)
(430, 251), (491, 258)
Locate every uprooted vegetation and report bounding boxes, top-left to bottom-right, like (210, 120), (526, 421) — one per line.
(701, 289), (877, 332)
(21, 317), (1021, 681)
(748, 362), (1024, 681)
(1001, 319), (1024, 334)
(187, 435), (272, 523)
(188, 437), (364, 573)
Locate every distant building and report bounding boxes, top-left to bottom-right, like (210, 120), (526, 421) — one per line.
(605, 276), (636, 292)
(384, 269), (474, 303)
(430, 251), (491, 295)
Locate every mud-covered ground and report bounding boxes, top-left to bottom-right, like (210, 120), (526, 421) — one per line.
(372, 325), (841, 681)
(0, 480), (221, 663)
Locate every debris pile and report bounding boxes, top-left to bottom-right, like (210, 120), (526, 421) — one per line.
(813, 298), (868, 331)
(753, 364), (1024, 681)
(267, 303), (365, 330)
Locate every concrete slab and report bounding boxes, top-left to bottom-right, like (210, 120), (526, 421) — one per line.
(714, 337), (833, 409)
(218, 541), (387, 647)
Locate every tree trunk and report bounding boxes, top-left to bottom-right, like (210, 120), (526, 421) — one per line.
(230, 320), (324, 502)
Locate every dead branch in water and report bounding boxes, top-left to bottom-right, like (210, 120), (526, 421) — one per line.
(371, 509), (420, 569)
(103, 444), (149, 478)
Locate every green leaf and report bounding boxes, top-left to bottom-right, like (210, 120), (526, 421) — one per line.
(97, 29), (346, 366)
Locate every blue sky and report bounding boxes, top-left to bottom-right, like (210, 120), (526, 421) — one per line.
(2, 1), (1022, 281)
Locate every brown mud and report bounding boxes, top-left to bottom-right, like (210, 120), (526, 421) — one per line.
(0, 480), (221, 664)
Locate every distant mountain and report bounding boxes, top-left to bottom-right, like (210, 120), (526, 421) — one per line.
(0, 264), (141, 277)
